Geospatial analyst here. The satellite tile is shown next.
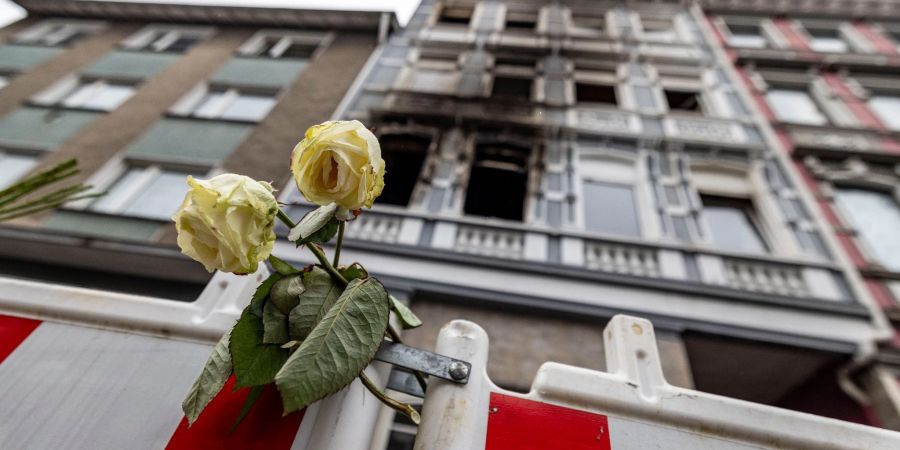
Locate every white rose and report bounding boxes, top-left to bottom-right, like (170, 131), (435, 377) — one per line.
(173, 174), (278, 274)
(290, 120), (385, 210)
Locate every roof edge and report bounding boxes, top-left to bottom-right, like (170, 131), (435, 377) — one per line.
(12, 0), (401, 32)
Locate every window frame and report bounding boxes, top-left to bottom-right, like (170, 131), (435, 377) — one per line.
(832, 183), (900, 272)
(799, 24), (850, 53)
(13, 20), (106, 47)
(169, 83), (280, 123)
(573, 149), (652, 239)
(237, 30), (329, 60)
(120, 25), (214, 53)
(0, 147), (43, 189)
(32, 75), (139, 112)
(80, 157), (213, 221)
(700, 194), (770, 254)
(764, 86), (829, 126)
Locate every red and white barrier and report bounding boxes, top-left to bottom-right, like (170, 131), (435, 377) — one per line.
(416, 316), (900, 450)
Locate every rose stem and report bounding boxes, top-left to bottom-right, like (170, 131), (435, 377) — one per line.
(333, 221), (345, 267)
(276, 208), (427, 393)
(359, 372), (420, 424)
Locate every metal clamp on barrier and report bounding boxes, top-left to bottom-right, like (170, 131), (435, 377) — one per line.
(373, 340), (471, 397)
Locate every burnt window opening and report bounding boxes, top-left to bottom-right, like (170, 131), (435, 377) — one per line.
(505, 13), (538, 31)
(464, 142), (530, 221)
(378, 134), (431, 206)
(576, 83), (617, 105)
(438, 6), (473, 26)
(665, 89), (703, 113)
(491, 76), (533, 100)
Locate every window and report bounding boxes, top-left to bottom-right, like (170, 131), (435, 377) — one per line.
(765, 88), (827, 125)
(664, 89), (703, 113)
(437, 5), (473, 26)
(726, 24), (767, 48)
(238, 32), (323, 59)
(123, 27), (211, 53)
(0, 151), (39, 188)
(641, 18), (677, 41)
(176, 87), (278, 122)
(582, 182), (640, 237)
(61, 79), (136, 111)
(702, 195), (768, 253)
(806, 28), (848, 53)
(378, 134), (430, 206)
(491, 76), (532, 101)
(90, 165), (203, 220)
(867, 95), (900, 131)
(505, 11), (538, 31)
(576, 83), (617, 105)
(464, 142), (530, 221)
(15, 21), (103, 47)
(835, 188), (900, 271)
(570, 15), (605, 36)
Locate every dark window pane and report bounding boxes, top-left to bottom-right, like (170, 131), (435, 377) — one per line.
(166, 36), (202, 53)
(665, 89), (702, 112)
(576, 83), (617, 105)
(386, 431), (416, 450)
(701, 195), (767, 253)
(582, 181), (640, 237)
(379, 134), (430, 206)
(464, 142), (529, 221)
(438, 6), (473, 25)
(491, 76), (532, 100)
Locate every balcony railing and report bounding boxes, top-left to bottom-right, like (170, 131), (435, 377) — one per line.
(282, 204), (854, 306)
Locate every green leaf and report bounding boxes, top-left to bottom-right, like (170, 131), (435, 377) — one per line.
(339, 263), (368, 282)
(288, 266), (342, 341)
(276, 277), (390, 414)
(390, 295), (422, 329)
(249, 273), (283, 318)
(268, 255), (300, 275)
(269, 274), (304, 314)
(263, 301), (290, 344)
(230, 310), (289, 388)
(231, 385), (265, 431)
(288, 203), (339, 244)
(182, 331), (232, 426)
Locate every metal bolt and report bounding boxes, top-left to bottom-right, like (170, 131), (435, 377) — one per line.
(448, 361), (469, 381)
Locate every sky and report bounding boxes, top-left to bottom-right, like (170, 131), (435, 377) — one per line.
(0, 0), (420, 28)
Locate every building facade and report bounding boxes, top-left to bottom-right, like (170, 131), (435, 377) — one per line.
(273, 0), (897, 444)
(700, 0), (900, 429)
(0, 0), (898, 447)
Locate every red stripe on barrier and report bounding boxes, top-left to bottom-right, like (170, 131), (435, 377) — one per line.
(167, 377), (305, 450)
(486, 392), (612, 450)
(0, 314), (41, 365)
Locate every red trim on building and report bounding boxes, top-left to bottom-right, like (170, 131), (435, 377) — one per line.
(167, 377), (305, 450)
(735, 67), (777, 121)
(820, 73), (887, 130)
(0, 314), (41, 365)
(853, 22), (898, 56)
(771, 18), (812, 52)
(486, 392), (612, 450)
(881, 137), (900, 155)
(865, 278), (897, 309)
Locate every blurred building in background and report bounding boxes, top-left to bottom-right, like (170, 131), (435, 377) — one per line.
(0, 0), (393, 299)
(700, 0), (900, 430)
(0, 0), (899, 446)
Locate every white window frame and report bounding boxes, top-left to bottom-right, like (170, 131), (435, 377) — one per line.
(832, 185), (900, 272)
(764, 86), (829, 126)
(14, 19), (106, 46)
(31, 75), (138, 112)
(0, 148), (43, 188)
(798, 22), (851, 53)
(572, 148), (657, 239)
(169, 83), (280, 123)
(121, 25), (215, 53)
(689, 161), (799, 256)
(237, 30), (330, 59)
(77, 156), (214, 221)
